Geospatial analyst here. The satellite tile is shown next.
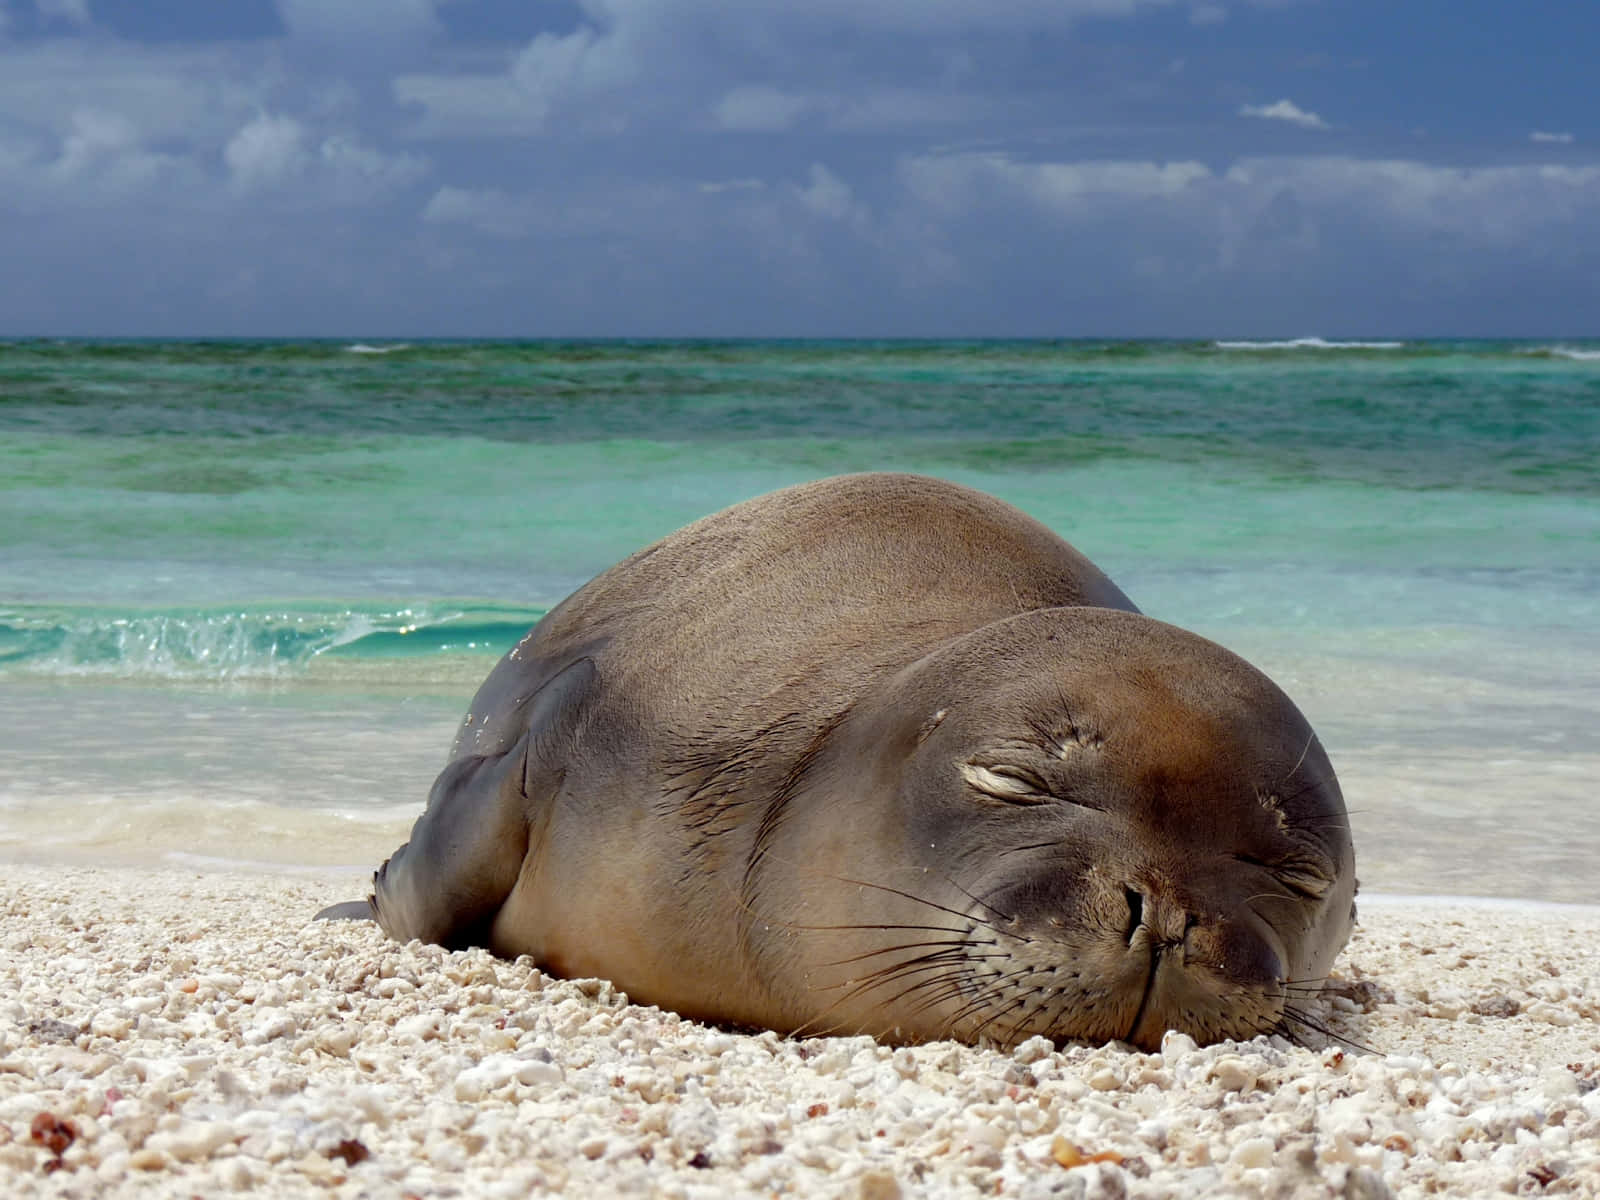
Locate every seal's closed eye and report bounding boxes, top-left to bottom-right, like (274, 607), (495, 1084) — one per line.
(1233, 852), (1336, 899)
(961, 762), (1051, 804)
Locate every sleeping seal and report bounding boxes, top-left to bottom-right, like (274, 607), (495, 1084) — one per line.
(320, 473), (1356, 1050)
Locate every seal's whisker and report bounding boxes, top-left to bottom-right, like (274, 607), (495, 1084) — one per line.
(814, 873), (1008, 930)
(789, 954), (990, 1039)
(786, 1009), (859, 1040)
(813, 937), (994, 968)
(941, 969), (1034, 1032)
(1278, 1004), (1374, 1054)
(897, 978), (986, 1024)
(1025, 708), (1072, 760)
(1274, 776), (1343, 813)
(1271, 988), (1335, 1002)
(998, 982), (1061, 1046)
(829, 975), (976, 1039)
(713, 851), (982, 943)
(804, 949), (1005, 996)
(772, 919), (976, 937)
(1050, 680), (1086, 752)
(964, 995), (1032, 1047)
(1243, 1011), (1305, 1048)
(945, 876), (1018, 926)
(1279, 731), (1317, 788)
(942, 965), (1041, 1036)
(876, 857), (1019, 926)
(845, 963), (994, 1019)
(1277, 973), (1334, 988)
(1291, 814), (1353, 833)
(995, 840), (1065, 858)
(724, 841), (1012, 935)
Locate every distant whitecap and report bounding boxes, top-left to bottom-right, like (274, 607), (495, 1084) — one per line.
(1213, 337), (1405, 350)
(1527, 345), (1600, 361)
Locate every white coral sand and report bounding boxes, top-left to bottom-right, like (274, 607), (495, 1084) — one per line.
(2, 866), (1597, 1198)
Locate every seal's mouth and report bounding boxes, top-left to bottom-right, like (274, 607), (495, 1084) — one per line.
(1120, 887), (1158, 1043)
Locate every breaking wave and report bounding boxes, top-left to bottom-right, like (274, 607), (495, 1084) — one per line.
(0, 604), (538, 682)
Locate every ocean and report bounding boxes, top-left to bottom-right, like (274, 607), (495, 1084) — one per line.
(2, 338), (1596, 904)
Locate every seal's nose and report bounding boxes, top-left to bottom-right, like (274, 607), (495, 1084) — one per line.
(1121, 886), (1143, 945)
(1123, 884), (1198, 952)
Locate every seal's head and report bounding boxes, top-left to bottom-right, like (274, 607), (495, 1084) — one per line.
(759, 606), (1356, 1051)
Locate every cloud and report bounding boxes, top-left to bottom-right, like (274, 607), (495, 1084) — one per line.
(276, 0), (442, 43)
(421, 185), (533, 238)
(868, 151), (1600, 334)
(709, 85), (996, 135)
(1239, 99), (1329, 130)
(0, 42), (262, 146)
(224, 115), (429, 200)
(35, 109), (187, 198)
(699, 178), (766, 194)
(893, 151), (1600, 311)
(392, 74), (533, 138)
(419, 179), (689, 240)
(3, 0), (1594, 337)
(225, 114), (309, 190)
(1222, 157), (1600, 241)
(901, 152), (1212, 218)
(793, 163), (865, 224)
(34, 0), (92, 27)
(394, 0), (1293, 141)
(0, 35), (429, 221)
(52, 110), (137, 175)
(316, 135), (428, 195)
(420, 167), (872, 262)
(905, 151), (1600, 238)
(396, 25), (635, 137)
(714, 86), (812, 133)
(0, 112), (202, 216)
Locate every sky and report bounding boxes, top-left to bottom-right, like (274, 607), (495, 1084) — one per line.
(1, 0), (1596, 337)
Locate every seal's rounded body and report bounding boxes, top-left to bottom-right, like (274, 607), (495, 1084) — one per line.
(323, 474), (1355, 1049)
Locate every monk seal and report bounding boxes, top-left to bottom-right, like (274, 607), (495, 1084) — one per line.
(320, 473), (1356, 1050)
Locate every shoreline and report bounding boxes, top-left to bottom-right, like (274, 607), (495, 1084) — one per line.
(3, 863), (1597, 1198)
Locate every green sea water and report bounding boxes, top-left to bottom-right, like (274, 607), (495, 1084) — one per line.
(2, 338), (1597, 901)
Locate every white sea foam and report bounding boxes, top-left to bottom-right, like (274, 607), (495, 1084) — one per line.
(345, 342), (412, 354)
(1531, 344), (1600, 361)
(0, 605), (498, 682)
(1214, 337), (1405, 350)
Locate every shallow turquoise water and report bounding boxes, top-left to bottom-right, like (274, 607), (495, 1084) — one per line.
(2, 339), (1596, 900)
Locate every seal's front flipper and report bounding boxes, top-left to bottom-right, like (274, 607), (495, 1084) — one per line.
(315, 899), (376, 922)
(370, 658), (596, 950)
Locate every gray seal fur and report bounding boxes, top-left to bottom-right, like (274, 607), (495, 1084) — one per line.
(320, 473), (1356, 1049)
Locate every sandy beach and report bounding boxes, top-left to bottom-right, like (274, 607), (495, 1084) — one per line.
(1, 866), (1596, 1198)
